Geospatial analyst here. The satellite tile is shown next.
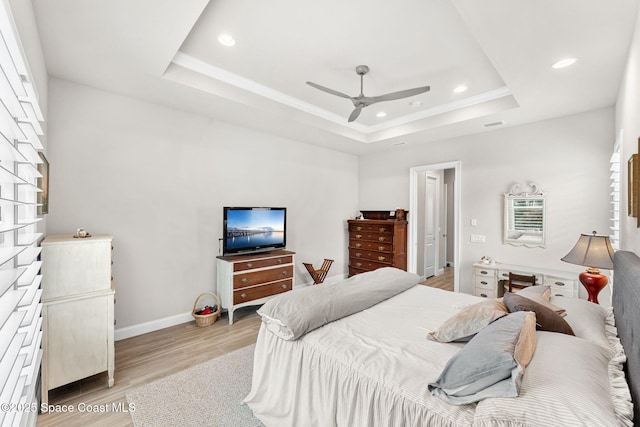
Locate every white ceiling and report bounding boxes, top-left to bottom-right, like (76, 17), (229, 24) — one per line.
(32, 0), (639, 155)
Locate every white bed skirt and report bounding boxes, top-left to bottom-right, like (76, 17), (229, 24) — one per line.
(243, 285), (632, 427)
(243, 286), (478, 427)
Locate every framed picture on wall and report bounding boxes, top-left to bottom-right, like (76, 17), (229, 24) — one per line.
(637, 138), (640, 227)
(37, 152), (49, 215)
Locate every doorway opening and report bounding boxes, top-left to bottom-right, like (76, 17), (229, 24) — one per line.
(409, 161), (461, 292)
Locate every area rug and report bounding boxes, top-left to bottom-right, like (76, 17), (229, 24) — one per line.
(126, 344), (263, 427)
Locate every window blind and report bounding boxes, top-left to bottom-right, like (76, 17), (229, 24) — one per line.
(0, 2), (44, 426)
(509, 199), (544, 233)
(610, 131), (622, 250)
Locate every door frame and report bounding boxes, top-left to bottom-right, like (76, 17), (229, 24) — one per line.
(409, 161), (461, 292)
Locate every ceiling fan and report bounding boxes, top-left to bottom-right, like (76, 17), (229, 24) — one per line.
(306, 65), (430, 123)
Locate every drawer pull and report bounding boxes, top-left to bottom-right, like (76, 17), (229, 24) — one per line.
(240, 293), (247, 299)
(554, 294), (565, 297)
(378, 256), (386, 261)
(378, 246), (385, 251)
(282, 284), (287, 289)
(282, 271), (288, 276)
(241, 278), (248, 283)
(480, 270), (488, 275)
(247, 262), (253, 268)
(378, 237), (386, 242)
(355, 263), (362, 267)
(355, 252), (362, 257)
(554, 281), (565, 286)
(480, 293), (488, 298)
(480, 281), (488, 285)
(356, 226), (362, 231)
(379, 227), (387, 232)
(277, 258), (283, 264)
(355, 243), (362, 248)
(356, 234), (362, 239)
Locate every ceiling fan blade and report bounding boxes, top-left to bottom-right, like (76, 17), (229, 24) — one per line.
(348, 106), (363, 122)
(306, 81), (352, 99)
(372, 86), (430, 103)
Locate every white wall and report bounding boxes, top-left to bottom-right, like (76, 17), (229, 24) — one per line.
(46, 79), (358, 331)
(617, 5), (640, 253)
(359, 108), (615, 295)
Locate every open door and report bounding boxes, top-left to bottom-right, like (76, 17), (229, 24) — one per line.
(409, 162), (460, 292)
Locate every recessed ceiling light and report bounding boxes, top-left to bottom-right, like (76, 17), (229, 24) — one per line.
(552, 57), (577, 69)
(409, 101), (422, 108)
(376, 111), (387, 118)
(453, 85), (468, 94)
(218, 33), (236, 47)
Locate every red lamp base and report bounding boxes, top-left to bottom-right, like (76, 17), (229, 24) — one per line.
(578, 270), (608, 304)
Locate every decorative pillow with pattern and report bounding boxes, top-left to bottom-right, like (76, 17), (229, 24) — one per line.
(428, 299), (508, 342)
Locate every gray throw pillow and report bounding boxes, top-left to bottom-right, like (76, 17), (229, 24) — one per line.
(517, 285), (566, 317)
(504, 292), (575, 336)
(428, 311), (537, 405)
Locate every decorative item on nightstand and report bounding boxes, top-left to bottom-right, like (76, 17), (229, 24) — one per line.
(561, 231), (614, 304)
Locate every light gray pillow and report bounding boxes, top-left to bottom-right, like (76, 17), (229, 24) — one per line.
(427, 299), (508, 342)
(258, 267), (419, 340)
(428, 311), (537, 405)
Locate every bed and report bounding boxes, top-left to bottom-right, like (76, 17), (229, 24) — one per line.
(244, 254), (639, 426)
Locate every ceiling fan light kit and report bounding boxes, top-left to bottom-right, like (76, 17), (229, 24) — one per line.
(307, 65), (430, 123)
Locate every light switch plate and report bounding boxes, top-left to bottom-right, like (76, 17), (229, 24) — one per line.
(470, 234), (486, 243)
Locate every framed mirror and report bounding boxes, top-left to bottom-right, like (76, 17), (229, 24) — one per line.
(503, 183), (545, 247)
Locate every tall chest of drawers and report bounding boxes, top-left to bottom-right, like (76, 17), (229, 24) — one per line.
(347, 219), (408, 277)
(40, 234), (115, 405)
(217, 250), (295, 324)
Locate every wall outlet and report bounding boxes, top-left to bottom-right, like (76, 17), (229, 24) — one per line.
(470, 234), (486, 243)
(471, 218), (478, 226)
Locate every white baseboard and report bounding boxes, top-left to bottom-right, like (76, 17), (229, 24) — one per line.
(114, 311), (193, 341)
(115, 273), (350, 341)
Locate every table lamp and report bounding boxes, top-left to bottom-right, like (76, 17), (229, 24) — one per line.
(561, 231), (614, 304)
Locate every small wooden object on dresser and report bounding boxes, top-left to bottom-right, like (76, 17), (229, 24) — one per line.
(217, 250), (295, 324)
(40, 234), (115, 406)
(348, 219), (408, 277)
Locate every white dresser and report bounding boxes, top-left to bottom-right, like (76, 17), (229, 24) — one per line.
(472, 262), (579, 299)
(40, 234), (115, 405)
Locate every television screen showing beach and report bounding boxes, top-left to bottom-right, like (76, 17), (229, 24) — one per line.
(225, 209), (285, 250)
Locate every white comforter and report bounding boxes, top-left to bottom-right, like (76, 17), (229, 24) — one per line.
(244, 285), (630, 427)
(244, 286), (480, 426)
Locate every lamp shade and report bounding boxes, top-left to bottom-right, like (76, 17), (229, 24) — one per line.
(561, 232), (614, 270)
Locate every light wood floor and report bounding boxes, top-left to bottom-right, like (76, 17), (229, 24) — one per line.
(36, 269), (454, 426)
(420, 266), (454, 291)
(36, 306), (262, 427)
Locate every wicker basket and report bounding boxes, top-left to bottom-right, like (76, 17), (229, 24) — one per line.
(192, 292), (221, 327)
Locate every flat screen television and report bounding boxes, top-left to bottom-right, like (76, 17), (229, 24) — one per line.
(223, 207), (287, 255)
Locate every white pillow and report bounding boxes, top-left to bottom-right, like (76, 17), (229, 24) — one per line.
(550, 296), (611, 351)
(475, 331), (621, 426)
